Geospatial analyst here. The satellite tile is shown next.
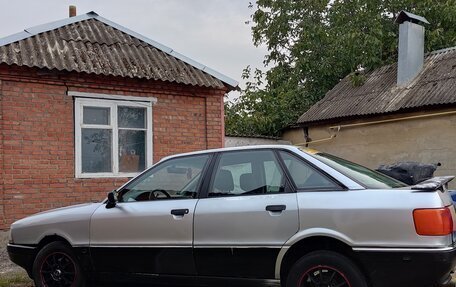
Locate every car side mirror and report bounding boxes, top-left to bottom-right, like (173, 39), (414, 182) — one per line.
(106, 191), (117, 209)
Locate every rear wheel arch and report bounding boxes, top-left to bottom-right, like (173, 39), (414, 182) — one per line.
(279, 236), (371, 286)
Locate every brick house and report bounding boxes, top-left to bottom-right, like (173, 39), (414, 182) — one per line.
(0, 12), (237, 229)
(283, 12), (456, 187)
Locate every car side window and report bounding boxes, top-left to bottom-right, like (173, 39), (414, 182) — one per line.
(209, 150), (286, 197)
(119, 154), (210, 202)
(279, 151), (339, 190)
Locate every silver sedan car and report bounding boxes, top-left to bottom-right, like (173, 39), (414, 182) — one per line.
(7, 145), (456, 287)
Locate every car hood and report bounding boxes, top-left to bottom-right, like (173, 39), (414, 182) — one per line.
(11, 202), (103, 246)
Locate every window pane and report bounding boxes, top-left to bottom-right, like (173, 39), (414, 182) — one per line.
(83, 107), (110, 125)
(279, 151), (338, 190)
(310, 152), (408, 189)
(81, 128), (112, 173)
(120, 155), (209, 201)
(118, 106), (146, 129)
(210, 150), (285, 197)
(264, 160), (284, 193)
(119, 130), (146, 173)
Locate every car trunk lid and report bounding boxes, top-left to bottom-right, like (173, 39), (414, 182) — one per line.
(411, 176), (456, 243)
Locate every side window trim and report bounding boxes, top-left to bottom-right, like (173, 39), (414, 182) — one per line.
(272, 150), (296, 192)
(196, 153), (217, 199)
(276, 149), (347, 192)
(198, 152), (221, 199)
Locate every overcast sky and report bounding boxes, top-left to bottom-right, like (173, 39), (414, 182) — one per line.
(0, 0), (267, 99)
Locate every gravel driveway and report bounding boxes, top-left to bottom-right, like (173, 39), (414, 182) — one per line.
(0, 231), (32, 286)
(0, 231), (23, 275)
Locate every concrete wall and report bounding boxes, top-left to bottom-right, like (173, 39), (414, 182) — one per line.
(283, 111), (456, 189)
(225, 136), (289, 147)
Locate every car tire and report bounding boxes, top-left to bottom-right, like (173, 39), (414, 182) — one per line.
(32, 241), (86, 287)
(286, 250), (368, 287)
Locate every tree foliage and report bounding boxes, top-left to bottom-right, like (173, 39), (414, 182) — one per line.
(225, 0), (456, 136)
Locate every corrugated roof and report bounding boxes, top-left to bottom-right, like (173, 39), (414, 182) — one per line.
(0, 12), (238, 90)
(297, 47), (456, 124)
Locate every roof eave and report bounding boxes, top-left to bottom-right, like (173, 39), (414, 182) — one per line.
(297, 104), (456, 126)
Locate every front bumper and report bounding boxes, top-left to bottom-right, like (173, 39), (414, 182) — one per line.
(355, 247), (456, 287)
(7, 244), (37, 277)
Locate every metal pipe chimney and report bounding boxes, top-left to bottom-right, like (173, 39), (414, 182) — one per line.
(395, 11), (429, 86)
(69, 5), (77, 17)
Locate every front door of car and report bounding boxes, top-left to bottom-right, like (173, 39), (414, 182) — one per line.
(193, 149), (300, 279)
(89, 154), (211, 276)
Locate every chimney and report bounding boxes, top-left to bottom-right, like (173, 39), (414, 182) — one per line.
(395, 11), (429, 86)
(69, 5), (77, 17)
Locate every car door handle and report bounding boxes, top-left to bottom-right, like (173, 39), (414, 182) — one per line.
(266, 205), (286, 212)
(171, 209), (189, 216)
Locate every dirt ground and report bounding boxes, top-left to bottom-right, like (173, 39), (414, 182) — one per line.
(0, 231), (32, 286)
(0, 231), (23, 275)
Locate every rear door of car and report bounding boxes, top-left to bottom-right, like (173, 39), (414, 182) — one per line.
(89, 153), (212, 276)
(193, 149), (299, 279)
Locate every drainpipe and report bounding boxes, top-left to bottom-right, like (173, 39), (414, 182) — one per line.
(296, 110), (456, 146)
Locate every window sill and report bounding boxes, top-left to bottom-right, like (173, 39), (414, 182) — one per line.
(76, 172), (140, 179)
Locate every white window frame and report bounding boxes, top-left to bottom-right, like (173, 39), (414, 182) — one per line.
(73, 94), (155, 178)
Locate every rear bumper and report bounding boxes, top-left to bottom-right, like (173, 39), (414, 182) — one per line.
(7, 244), (37, 276)
(355, 247), (456, 287)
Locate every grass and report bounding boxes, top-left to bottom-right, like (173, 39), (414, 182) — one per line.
(0, 271), (32, 287)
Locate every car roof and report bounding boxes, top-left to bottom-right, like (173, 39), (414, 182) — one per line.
(160, 144), (306, 162)
(119, 144), (364, 191)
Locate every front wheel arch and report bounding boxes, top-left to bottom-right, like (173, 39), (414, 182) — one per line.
(19, 235), (71, 279)
(37, 235), (72, 250)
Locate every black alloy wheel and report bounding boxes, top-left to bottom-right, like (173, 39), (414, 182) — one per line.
(32, 242), (86, 287)
(39, 251), (77, 287)
(286, 251), (367, 287)
(297, 265), (351, 287)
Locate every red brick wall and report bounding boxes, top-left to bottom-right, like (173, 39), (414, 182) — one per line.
(0, 65), (227, 229)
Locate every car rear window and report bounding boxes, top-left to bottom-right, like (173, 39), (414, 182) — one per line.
(311, 152), (408, 189)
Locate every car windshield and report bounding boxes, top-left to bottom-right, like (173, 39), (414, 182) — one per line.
(309, 152), (408, 189)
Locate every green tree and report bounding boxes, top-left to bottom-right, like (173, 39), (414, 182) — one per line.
(225, 0), (456, 137)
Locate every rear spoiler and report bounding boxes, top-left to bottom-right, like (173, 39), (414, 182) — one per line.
(411, 176), (455, 191)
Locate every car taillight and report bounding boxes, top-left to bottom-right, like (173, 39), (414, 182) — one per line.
(413, 207), (453, 236)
